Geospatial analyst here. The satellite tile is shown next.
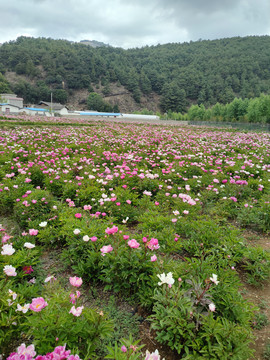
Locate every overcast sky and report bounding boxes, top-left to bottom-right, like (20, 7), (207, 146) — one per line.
(1, 0), (270, 49)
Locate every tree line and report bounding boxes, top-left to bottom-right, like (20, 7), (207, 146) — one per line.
(0, 35), (270, 116)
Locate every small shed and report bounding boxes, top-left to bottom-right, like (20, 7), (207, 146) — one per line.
(38, 101), (69, 115)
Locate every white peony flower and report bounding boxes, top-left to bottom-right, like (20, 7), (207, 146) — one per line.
(210, 274), (219, 285)
(157, 272), (175, 286)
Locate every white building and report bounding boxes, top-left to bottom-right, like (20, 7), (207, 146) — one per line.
(38, 101), (69, 115)
(0, 103), (21, 114)
(0, 93), (23, 108)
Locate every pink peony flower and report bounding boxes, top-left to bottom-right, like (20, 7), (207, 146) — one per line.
(147, 238), (159, 251)
(105, 225), (118, 234)
(209, 303), (216, 312)
(145, 349), (162, 360)
(50, 345), (71, 359)
(23, 265), (34, 274)
(100, 244), (113, 256)
(121, 346), (127, 353)
(75, 213), (82, 218)
(29, 297), (48, 312)
(151, 255), (157, 262)
(29, 229), (38, 236)
(69, 276), (83, 287)
(3, 265), (17, 276)
(8, 343), (36, 359)
(69, 291), (81, 304)
(69, 305), (84, 317)
(128, 239), (140, 249)
(84, 205), (92, 210)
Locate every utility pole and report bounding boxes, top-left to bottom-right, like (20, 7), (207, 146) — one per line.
(50, 92), (53, 116)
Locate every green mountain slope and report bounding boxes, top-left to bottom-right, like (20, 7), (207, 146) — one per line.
(0, 35), (270, 112)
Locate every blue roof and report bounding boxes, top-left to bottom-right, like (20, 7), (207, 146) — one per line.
(25, 107), (47, 112)
(80, 112), (121, 116)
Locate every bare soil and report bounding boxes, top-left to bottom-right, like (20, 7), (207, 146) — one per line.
(241, 229), (270, 359)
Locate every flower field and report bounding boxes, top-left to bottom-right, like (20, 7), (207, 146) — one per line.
(0, 118), (270, 359)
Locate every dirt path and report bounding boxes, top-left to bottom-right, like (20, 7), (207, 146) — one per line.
(241, 230), (270, 359)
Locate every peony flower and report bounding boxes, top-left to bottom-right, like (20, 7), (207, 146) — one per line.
(44, 275), (56, 283)
(69, 276), (83, 287)
(100, 244), (113, 256)
(151, 255), (157, 262)
(128, 239), (140, 249)
(29, 297), (48, 312)
(75, 213), (82, 218)
(73, 229), (81, 235)
(105, 225), (118, 234)
(23, 265), (34, 274)
(84, 204), (92, 210)
(1, 244), (15, 255)
(4, 265), (17, 276)
(69, 305), (84, 317)
(210, 273), (219, 285)
(11, 343), (36, 359)
(157, 272), (175, 286)
(29, 229), (38, 236)
(145, 349), (163, 360)
(147, 238), (159, 251)
(82, 235), (90, 242)
(9, 289), (17, 300)
(209, 303), (216, 312)
(121, 346), (127, 353)
(24, 242), (35, 249)
(70, 291), (81, 304)
(16, 303), (30, 313)
(39, 221), (47, 227)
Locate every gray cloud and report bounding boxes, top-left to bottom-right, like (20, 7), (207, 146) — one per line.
(0, 0), (269, 48)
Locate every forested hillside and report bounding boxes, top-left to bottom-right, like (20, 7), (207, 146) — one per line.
(0, 35), (270, 112)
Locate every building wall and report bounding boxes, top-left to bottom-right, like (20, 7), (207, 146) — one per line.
(0, 94), (23, 108)
(0, 104), (20, 114)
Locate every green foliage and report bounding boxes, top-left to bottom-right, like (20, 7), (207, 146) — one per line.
(13, 189), (55, 228)
(87, 92), (116, 112)
(150, 279), (254, 358)
(26, 280), (114, 357)
(2, 35), (270, 113)
(252, 311), (268, 330)
(241, 246), (270, 284)
(105, 335), (145, 360)
(264, 343), (270, 359)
